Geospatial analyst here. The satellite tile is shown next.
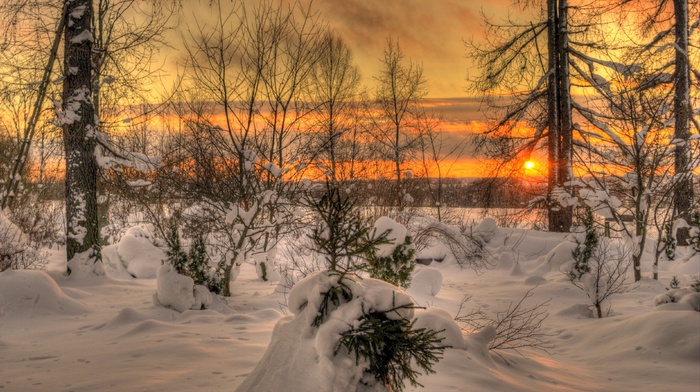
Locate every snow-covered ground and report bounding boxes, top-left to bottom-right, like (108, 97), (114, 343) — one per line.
(1, 226), (698, 391)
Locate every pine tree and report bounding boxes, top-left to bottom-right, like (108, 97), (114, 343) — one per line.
(365, 234), (416, 289)
(570, 207), (598, 280)
(335, 306), (445, 392)
(307, 181), (388, 272)
(187, 234), (209, 285)
(165, 222), (187, 275)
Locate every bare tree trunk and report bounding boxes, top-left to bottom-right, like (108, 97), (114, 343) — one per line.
(63, 0), (102, 272)
(673, 0), (693, 246)
(546, 0), (561, 231)
(1, 3), (67, 211)
(546, 0), (573, 233)
(556, 0), (573, 232)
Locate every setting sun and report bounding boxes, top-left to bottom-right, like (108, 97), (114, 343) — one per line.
(524, 160), (536, 170)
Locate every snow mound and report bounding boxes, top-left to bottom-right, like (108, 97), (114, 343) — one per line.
(413, 308), (465, 349)
(571, 310), (700, 363)
(154, 264), (195, 312)
(473, 217), (498, 243)
(535, 241), (577, 273)
(238, 271), (422, 392)
(0, 269), (88, 317)
(410, 267), (443, 296)
(372, 216), (408, 258)
(654, 289), (700, 311)
(115, 225), (165, 278)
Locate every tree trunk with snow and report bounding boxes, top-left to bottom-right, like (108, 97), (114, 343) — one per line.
(546, 0), (573, 233)
(63, 0), (102, 271)
(672, 0), (694, 246)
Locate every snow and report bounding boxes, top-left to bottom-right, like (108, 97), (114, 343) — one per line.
(371, 216), (408, 258)
(104, 225), (164, 278)
(154, 264), (195, 312)
(409, 266), (443, 296)
(0, 211), (27, 256)
(0, 225), (698, 391)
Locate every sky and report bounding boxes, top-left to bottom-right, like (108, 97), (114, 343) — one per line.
(306, 0), (512, 98)
(180, 0), (514, 99)
(170, 0), (521, 177)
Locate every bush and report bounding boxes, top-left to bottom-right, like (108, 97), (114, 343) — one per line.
(570, 207), (598, 280)
(0, 212), (48, 272)
(568, 239), (633, 318)
(164, 222), (224, 294)
(365, 217), (415, 288)
(365, 234), (415, 288)
(336, 309), (445, 392)
(310, 272), (446, 392)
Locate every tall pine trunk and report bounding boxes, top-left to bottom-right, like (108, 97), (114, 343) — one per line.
(547, 0), (573, 233)
(63, 0), (102, 273)
(673, 0), (693, 246)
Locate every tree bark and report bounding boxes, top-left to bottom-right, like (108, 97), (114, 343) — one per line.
(673, 0), (693, 246)
(63, 0), (102, 272)
(546, 0), (573, 233)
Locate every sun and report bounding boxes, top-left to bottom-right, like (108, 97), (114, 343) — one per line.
(524, 160), (536, 170)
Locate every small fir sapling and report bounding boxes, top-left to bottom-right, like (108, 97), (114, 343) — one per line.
(164, 223), (223, 294)
(188, 234), (209, 285)
(570, 207), (598, 280)
(336, 306), (446, 392)
(668, 276), (681, 290)
(661, 222), (676, 260)
(308, 272), (446, 392)
(165, 222), (187, 275)
(306, 181), (389, 272)
(689, 210), (700, 253)
(365, 217), (416, 288)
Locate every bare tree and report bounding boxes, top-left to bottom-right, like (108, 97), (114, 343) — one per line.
(309, 31), (362, 182)
(418, 120), (466, 222)
(367, 37), (429, 211)
(568, 239), (633, 318)
(455, 287), (553, 361)
(468, 0), (618, 232)
(626, 0), (700, 245)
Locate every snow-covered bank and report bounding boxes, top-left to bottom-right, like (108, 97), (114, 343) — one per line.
(0, 227), (698, 391)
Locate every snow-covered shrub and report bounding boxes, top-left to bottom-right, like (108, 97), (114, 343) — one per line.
(413, 217), (489, 271)
(472, 217), (498, 243)
(454, 288), (552, 358)
(164, 223), (224, 294)
(154, 264), (212, 312)
(155, 264), (195, 312)
(366, 217), (415, 288)
(567, 239), (633, 318)
(570, 207), (598, 280)
(112, 225), (164, 278)
(306, 181), (389, 273)
(238, 271), (446, 392)
(0, 212), (46, 271)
